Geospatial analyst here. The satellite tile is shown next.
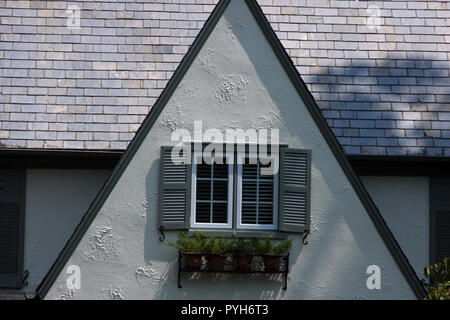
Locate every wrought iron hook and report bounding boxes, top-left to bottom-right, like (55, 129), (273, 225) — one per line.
(23, 270), (29, 286)
(159, 225), (166, 242)
(302, 229), (310, 245)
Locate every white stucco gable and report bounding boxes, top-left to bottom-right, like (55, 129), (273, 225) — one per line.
(40, 0), (423, 300)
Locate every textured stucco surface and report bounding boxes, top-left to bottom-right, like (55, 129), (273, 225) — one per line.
(45, 0), (416, 300)
(361, 176), (429, 280)
(1, 0), (450, 155)
(12, 169), (110, 296)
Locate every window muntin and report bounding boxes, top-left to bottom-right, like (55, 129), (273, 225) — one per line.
(236, 153), (279, 230)
(190, 152), (233, 229)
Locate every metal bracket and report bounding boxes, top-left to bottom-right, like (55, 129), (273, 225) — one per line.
(159, 226), (166, 242)
(302, 229), (310, 245)
(23, 270), (29, 286)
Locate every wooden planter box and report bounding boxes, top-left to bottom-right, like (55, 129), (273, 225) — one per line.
(206, 254), (227, 271)
(178, 252), (289, 290)
(235, 254), (253, 271)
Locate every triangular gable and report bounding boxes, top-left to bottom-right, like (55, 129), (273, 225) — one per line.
(37, 0), (425, 299)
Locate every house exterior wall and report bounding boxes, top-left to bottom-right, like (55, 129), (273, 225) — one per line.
(361, 176), (429, 280)
(45, 0), (416, 300)
(13, 169), (110, 296)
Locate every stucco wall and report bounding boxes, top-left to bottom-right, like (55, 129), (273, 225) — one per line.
(46, 0), (416, 300)
(18, 169), (110, 297)
(361, 176), (429, 280)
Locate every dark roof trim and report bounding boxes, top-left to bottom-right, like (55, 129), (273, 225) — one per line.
(36, 0), (232, 299)
(350, 155), (450, 177)
(37, 0), (425, 299)
(244, 0), (425, 299)
(0, 148), (123, 169)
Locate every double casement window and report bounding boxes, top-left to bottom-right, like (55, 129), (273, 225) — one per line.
(159, 145), (310, 235)
(0, 170), (25, 288)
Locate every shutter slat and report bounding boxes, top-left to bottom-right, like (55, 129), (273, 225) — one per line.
(0, 169), (25, 288)
(435, 210), (450, 262)
(430, 179), (450, 264)
(279, 148), (311, 233)
(158, 147), (190, 230)
(0, 204), (19, 273)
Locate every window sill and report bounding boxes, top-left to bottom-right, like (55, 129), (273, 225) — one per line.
(186, 229), (288, 239)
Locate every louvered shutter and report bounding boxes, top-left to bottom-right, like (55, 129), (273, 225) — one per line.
(278, 148), (311, 233)
(158, 146), (191, 230)
(0, 170), (25, 288)
(430, 178), (450, 263)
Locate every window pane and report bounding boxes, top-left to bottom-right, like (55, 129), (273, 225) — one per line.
(242, 180), (257, 202)
(213, 180), (228, 201)
(242, 203), (257, 224)
(195, 160), (229, 225)
(212, 203), (228, 223)
(258, 203), (274, 225)
(241, 158), (275, 226)
(214, 163), (228, 179)
(195, 202), (210, 223)
(196, 179), (211, 201)
(259, 181), (274, 202)
(197, 163), (211, 179)
(242, 162), (258, 179)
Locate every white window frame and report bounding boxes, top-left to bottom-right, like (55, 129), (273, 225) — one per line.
(190, 151), (234, 229)
(236, 152), (279, 230)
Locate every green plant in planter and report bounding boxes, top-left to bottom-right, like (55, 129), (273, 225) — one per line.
(165, 233), (192, 252)
(424, 257), (450, 300)
(211, 237), (229, 255)
(165, 232), (209, 270)
(202, 236), (229, 255)
(230, 238), (251, 254)
(271, 239), (293, 255)
(203, 236), (230, 271)
(230, 238), (253, 271)
(250, 237), (272, 256)
(165, 231), (208, 253)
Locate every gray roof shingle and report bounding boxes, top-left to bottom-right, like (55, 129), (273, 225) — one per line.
(1, 0), (450, 156)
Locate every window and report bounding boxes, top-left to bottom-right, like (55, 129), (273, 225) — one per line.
(0, 169), (25, 288)
(191, 152), (233, 229)
(159, 145), (310, 235)
(190, 151), (278, 230)
(236, 153), (278, 230)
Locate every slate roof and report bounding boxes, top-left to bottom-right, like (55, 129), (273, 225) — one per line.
(1, 0), (450, 156)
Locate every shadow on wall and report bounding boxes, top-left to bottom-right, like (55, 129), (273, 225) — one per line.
(307, 53), (450, 156)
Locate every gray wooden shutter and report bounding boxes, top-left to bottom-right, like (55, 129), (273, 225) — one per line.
(430, 178), (450, 264)
(158, 146), (191, 230)
(0, 169), (25, 288)
(278, 148), (311, 233)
